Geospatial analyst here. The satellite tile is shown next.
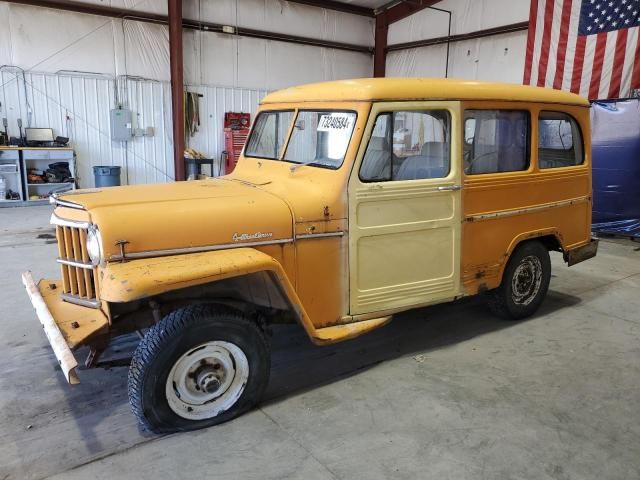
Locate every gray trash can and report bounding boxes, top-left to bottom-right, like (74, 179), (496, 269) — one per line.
(93, 166), (121, 187)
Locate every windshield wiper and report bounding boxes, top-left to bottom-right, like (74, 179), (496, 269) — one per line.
(289, 159), (319, 173)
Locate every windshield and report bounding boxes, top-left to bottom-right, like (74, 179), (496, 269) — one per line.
(245, 109), (357, 169)
(245, 110), (294, 160)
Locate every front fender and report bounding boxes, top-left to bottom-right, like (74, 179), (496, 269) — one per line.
(99, 248), (318, 338)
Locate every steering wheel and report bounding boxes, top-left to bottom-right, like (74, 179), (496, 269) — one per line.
(464, 150), (498, 174)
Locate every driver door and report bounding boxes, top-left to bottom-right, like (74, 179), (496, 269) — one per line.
(348, 101), (462, 315)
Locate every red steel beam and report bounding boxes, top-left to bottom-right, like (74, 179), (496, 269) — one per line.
(373, 1), (441, 77)
(168, 0), (185, 181)
(384, 0), (442, 24)
(374, 15), (388, 77)
(285, 0), (374, 17)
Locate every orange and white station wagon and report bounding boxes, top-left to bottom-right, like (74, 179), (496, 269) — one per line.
(22, 78), (598, 432)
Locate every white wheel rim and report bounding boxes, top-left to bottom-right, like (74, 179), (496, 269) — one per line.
(511, 255), (543, 306)
(165, 341), (249, 421)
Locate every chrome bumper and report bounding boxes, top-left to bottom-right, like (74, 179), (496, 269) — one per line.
(22, 271), (80, 384)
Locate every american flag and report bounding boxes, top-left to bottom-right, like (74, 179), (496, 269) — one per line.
(524, 0), (640, 99)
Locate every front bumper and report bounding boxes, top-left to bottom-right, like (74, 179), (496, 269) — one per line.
(21, 271), (109, 384)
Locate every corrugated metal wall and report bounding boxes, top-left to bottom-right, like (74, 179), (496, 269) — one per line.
(184, 84), (268, 176)
(0, 68), (267, 188)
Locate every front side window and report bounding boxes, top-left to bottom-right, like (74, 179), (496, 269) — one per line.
(360, 110), (451, 182)
(538, 111), (584, 168)
(245, 110), (294, 160)
(284, 111), (356, 169)
(464, 110), (530, 175)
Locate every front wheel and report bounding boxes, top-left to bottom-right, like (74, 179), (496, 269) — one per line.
(488, 241), (551, 320)
(128, 304), (270, 433)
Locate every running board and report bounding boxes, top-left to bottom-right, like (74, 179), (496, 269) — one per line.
(311, 316), (391, 345)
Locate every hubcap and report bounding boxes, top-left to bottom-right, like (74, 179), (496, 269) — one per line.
(165, 341), (249, 421)
(511, 255), (543, 306)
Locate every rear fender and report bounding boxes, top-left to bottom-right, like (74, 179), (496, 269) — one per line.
(496, 229), (564, 285)
(99, 248), (318, 339)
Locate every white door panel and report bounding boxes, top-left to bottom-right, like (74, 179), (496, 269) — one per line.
(349, 101), (462, 315)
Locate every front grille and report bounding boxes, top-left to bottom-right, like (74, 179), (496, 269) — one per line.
(55, 225), (99, 307)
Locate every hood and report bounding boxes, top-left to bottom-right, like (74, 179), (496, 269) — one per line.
(56, 179), (293, 260)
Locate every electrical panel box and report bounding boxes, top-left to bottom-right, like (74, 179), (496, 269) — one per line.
(110, 108), (132, 141)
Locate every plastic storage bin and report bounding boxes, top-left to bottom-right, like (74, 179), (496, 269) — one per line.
(93, 166), (121, 187)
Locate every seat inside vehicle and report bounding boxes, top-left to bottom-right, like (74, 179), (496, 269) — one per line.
(395, 141), (449, 180)
(361, 137), (391, 180)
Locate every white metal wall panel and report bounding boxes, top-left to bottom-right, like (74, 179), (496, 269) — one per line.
(0, 70), (267, 187)
(386, 31), (528, 84)
(0, 1), (373, 88)
(184, 84), (268, 176)
(388, 0), (530, 45)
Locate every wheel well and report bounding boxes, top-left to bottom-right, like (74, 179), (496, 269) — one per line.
(530, 234), (563, 253)
(107, 272), (296, 337)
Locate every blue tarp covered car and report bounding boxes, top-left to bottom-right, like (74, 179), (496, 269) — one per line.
(591, 98), (640, 238)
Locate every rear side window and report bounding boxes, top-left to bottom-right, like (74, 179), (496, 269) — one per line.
(538, 112), (584, 168)
(464, 110), (530, 175)
(360, 110), (451, 182)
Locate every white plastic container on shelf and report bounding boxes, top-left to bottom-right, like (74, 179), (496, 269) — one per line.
(0, 176), (6, 201)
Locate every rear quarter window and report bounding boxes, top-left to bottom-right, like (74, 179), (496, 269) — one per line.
(538, 111), (584, 169)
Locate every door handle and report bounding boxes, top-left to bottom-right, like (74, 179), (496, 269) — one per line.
(437, 185), (462, 191)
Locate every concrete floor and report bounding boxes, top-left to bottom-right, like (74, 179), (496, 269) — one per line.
(1, 205), (639, 480)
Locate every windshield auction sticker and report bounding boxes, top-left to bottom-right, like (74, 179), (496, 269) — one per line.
(317, 114), (354, 132)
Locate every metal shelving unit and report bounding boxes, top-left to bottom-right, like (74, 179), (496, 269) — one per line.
(21, 148), (75, 205)
(0, 148), (25, 206)
(0, 147), (76, 207)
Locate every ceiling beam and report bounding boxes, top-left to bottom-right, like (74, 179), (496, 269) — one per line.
(4, 0), (372, 54)
(285, 0), (375, 17)
(383, 0), (442, 25)
(386, 21), (529, 51)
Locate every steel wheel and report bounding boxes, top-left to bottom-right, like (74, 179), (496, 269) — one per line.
(511, 255), (543, 306)
(128, 304), (270, 433)
(166, 341), (249, 421)
(488, 240), (551, 320)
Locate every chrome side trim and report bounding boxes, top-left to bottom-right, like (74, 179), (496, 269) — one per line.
(56, 258), (93, 269)
(466, 196), (590, 222)
(50, 213), (90, 229)
(61, 293), (101, 309)
(437, 184), (462, 191)
(295, 231), (345, 240)
(110, 238), (295, 261)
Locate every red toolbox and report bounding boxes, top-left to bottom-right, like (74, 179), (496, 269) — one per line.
(223, 112), (251, 174)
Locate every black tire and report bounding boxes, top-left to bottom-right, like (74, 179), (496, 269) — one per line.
(488, 240), (551, 320)
(128, 304), (270, 434)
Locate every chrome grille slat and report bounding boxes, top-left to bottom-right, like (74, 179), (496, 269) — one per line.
(62, 227), (78, 295)
(79, 229), (94, 299)
(55, 224), (99, 308)
(70, 229), (86, 297)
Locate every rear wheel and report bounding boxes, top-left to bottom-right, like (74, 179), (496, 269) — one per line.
(128, 304), (270, 433)
(488, 241), (551, 320)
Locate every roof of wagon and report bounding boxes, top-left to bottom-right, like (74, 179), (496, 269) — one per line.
(261, 78), (590, 106)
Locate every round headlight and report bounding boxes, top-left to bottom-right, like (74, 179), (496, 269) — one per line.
(86, 225), (103, 266)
